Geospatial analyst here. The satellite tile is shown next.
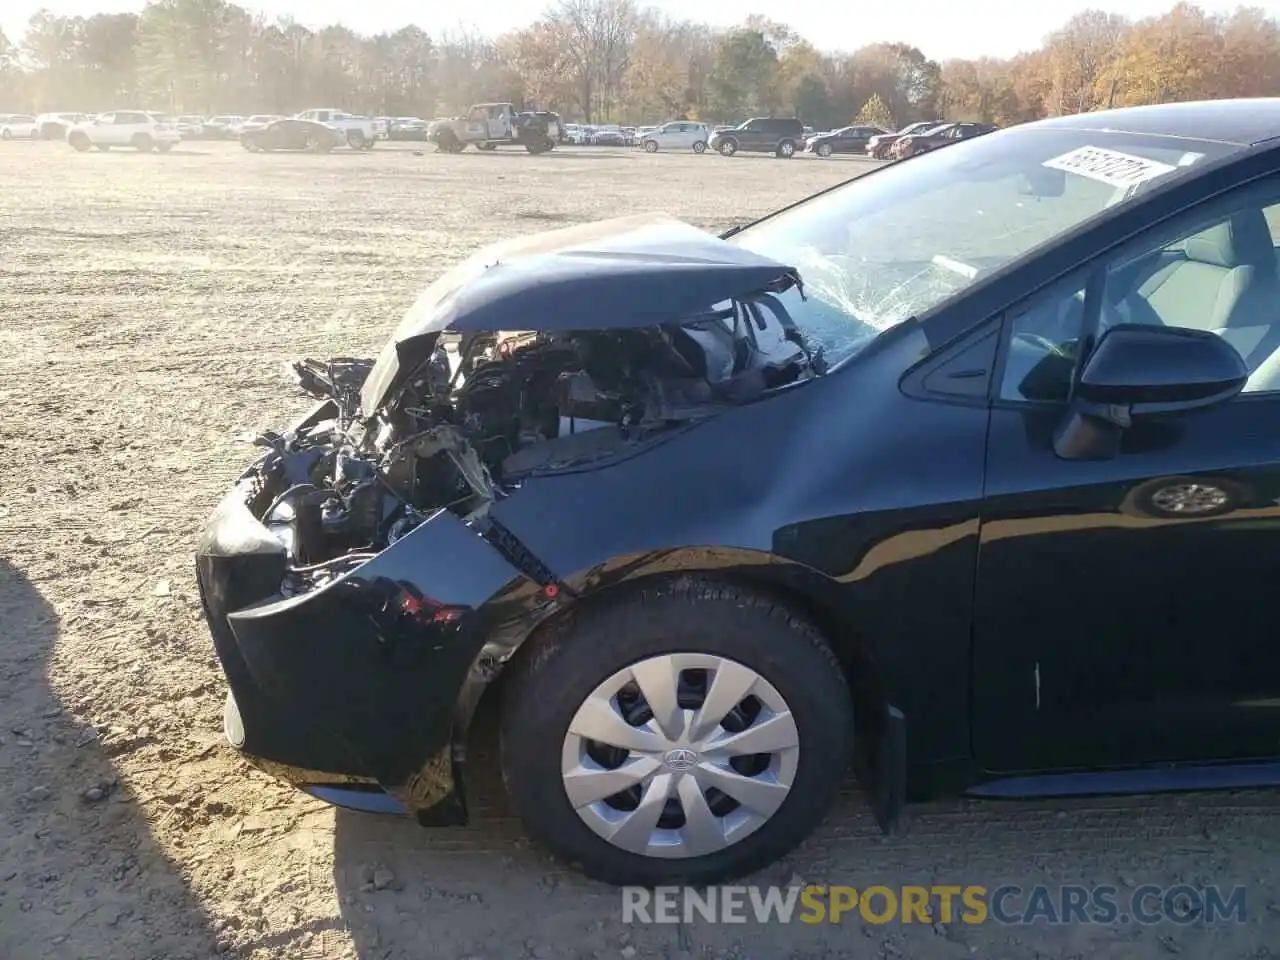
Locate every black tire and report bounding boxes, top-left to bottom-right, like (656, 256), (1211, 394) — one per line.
(499, 578), (853, 887)
(816, 143), (833, 158)
(643, 139), (658, 153)
(434, 130), (462, 153)
(360, 139), (375, 151)
(157, 142), (172, 153)
(346, 131), (366, 150)
(1, 130), (10, 141)
(95, 143), (110, 152)
(305, 134), (324, 153)
(692, 140), (706, 154)
(718, 138), (738, 157)
(776, 139), (796, 159)
(69, 132), (91, 152)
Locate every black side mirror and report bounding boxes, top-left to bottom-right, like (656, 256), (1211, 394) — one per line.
(1053, 323), (1247, 460)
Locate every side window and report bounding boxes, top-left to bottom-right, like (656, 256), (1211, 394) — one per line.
(1001, 177), (1280, 403)
(1099, 198), (1280, 393)
(999, 277), (1090, 404)
(116, 112), (142, 125)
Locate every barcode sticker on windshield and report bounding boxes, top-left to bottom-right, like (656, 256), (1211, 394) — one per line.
(1042, 146), (1177, 187)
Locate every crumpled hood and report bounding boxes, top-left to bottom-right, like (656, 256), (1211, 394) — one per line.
(359, 213), (800, 414)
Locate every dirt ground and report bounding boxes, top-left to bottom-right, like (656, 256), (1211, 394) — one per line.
(1, 139), (1278, 960)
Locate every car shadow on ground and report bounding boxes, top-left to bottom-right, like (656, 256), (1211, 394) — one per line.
(0, 560), (219, 960)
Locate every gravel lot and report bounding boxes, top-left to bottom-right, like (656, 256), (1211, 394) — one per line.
(1, 140), (1278, 960)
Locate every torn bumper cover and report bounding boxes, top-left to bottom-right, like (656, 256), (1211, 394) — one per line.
(195, 482), (532, 821)
(195, 213), (815, 821)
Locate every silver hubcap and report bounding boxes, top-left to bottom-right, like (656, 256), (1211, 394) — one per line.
(1149, 482), (1229, 514)
(561, 653), (799, 859)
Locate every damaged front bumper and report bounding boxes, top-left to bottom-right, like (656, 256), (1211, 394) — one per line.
(194, 473), (537, 823)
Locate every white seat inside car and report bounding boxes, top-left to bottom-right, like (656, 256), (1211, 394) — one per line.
(1114, 208), (1280, 391)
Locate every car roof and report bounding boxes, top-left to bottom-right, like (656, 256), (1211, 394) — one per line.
(1034, 98), (1280, 147)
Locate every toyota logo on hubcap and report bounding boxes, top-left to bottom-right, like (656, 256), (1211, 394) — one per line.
(663, 748), (698, 771)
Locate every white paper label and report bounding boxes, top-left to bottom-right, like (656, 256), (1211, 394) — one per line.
(1042, 146), (1177, 188)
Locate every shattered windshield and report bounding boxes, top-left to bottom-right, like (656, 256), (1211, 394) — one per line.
(729, 127), (1236, 367)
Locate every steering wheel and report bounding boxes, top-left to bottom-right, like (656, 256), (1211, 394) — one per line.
(1012, 331), (1072, 358)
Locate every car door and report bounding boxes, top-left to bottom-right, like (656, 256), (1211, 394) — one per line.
(99, 112), (126, 145)
(973, 173), (1280, 774)
(118, 111), (147, 144)
(489, 107), (510, 140)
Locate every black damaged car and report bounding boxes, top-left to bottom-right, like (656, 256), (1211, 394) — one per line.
(198, 99), (1280, 886)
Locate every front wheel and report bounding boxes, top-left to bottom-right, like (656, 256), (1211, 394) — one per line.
(717, 139), (738, 157)
(692, 140), (706, 154)
(132, 134), (153, 153)
(157, 142), (172, 153)
(346, 131), (366, 149)
(499, 579), (853, 887)
(1, 130), (10, 141)
(816, 143), (833, 158)
(643, 139), (658, 153)
(776, 140), (796, 158)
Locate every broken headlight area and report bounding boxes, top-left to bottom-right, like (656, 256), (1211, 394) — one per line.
(241, 296), (824, 595)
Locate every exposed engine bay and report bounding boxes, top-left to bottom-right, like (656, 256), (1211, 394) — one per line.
(242, 297), (824, 596)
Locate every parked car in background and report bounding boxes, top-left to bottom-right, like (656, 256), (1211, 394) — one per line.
(592, 125), (626, 146)
(865, 121), (941, 159)
(893, 121), (998, 159)
(389, 118), (432, 141)
(239, 115), (285, 134)
(294, 108), (384, 149)
(35, 112), (89, 140)
(0, 114), (38, 139)
(562, 123), (584, 144)
(240, 117), (346, 153)
(67, 110), (181, 152)
(640, 121), (712, 154)
(708, 117), (805, 158)
(204, 115), (245, 140)
(806, 124), (889, 158)
(175, 115), (205, 138)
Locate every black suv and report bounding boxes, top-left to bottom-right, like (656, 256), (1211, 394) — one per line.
(708, 117), (805, 158)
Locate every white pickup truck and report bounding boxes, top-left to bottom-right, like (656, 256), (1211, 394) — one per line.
(293, 109), (385, 149)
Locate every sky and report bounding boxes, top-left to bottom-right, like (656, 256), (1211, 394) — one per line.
(4, 0), (1277, 61)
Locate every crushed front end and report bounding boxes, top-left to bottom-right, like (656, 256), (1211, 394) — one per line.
(195, 214), (821, 821)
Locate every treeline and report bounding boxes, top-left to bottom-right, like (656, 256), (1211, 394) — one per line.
(0, 1), (1276, 130)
